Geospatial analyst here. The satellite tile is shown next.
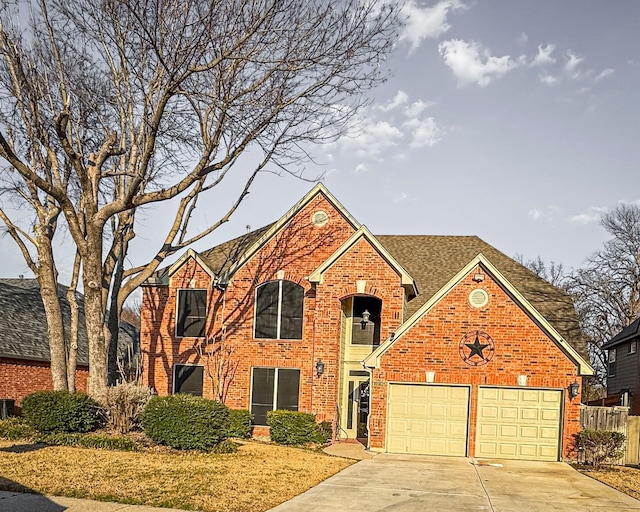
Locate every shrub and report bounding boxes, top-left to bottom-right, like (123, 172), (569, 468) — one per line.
(94, 382), (154, 434)
(226, 409), (252, 439)
(573, 429), (626, 469)
(210, 439), (240, 454)
(22, 391), (100, 433)
(36, 432), (139, 451)
(267, 410), (330, 445)
(142, 394), (229, 450)
(0, 417), (36, 440)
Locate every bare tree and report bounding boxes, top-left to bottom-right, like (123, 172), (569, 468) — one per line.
(0, 0), (400, 395)
(514, 254), (567, 288)
(566, 204), (640, 392)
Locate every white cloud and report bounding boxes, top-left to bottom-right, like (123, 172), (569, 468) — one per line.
(595, 68), (615, 81)
(354, 163), (368, 173)
(564, 51), (584, 79)
(528, 208), (543, 220)
(336, 117), (403, 158)
(403, 117), (442, 148)
(403, 99), (435, 119)
(378, 90), (408, 112)
(531, 44), (556, 66)
(438, 39), (518, 87)
(528, 205), (561, 222)
(517, 33), (528, 46)
(539, 73), (558, 86)
(567, 206), (608, 225)
(400, 0), (467, 52)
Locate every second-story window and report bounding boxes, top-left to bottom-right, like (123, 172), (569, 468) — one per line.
(176, 289), (207, 337)
(254, 280), (304, 340)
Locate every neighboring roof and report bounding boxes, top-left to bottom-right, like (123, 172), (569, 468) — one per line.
(362, 254), (594, 376)
(0, 278), (138, 365)
(308, 226), (418, 296)
(376, 235), (587, 360)
(604, 317), (640, 349)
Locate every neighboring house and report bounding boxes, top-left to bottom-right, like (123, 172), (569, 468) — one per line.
(603, 317), (640, 414)
(140, 184), (593, 461)
(0, 278), (139, 410)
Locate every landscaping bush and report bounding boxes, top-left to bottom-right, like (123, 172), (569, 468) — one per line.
(209, 439), (240, 454)
(226, 409), (252, 439)
(142, 394), (229, 450)
(573, 429), (626, 469)
(22, 391), (100, 433)
(36, 432), (139, 451)
(0, 417), (36, 440)
(94, 382), (154, 434)
(267, 410), (330, 445)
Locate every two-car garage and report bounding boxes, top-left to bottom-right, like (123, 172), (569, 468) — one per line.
(386, 383), (563, 461)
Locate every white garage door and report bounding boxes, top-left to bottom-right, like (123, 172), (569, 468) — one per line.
(476, 387), (562, 461)
(387, 384), (469, 456)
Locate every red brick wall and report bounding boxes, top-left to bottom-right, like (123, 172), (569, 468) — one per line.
(0, 357), (89, 412)
(369, 267), (581, 460)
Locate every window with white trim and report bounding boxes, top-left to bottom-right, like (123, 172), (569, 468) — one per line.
(176, 289), (207, 337)
(629, 341), (637, 355)
(608, 348), (617, 377)
(250, 367), (300, 425)
(254, 280), (304, 339)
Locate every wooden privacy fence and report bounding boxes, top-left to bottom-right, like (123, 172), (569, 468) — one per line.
(580, 405), (640, 465)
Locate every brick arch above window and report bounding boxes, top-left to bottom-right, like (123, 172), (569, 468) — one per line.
(254, 280), (304, 340)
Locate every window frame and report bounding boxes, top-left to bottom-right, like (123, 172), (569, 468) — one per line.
(608, 348), (617, 377)
(249, 366), (301, 426)
(629, 341), (637, 355)
(175, 288), (207, 338)
(350, 295), (382, 346)
(253, 280), (304, 340)
(172, 364), (204, 396)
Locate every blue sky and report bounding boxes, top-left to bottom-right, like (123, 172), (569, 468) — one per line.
(2, 0), (639, 281)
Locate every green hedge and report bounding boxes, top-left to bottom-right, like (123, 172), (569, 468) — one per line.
(267, 410), (331, 445)
(0, 417), (36, 440)
(226, 409), (252, 439)
(142, 394), (229, 450)
(22, 391), (100, 433)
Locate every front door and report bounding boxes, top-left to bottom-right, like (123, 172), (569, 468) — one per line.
(344, 377), (370, 441)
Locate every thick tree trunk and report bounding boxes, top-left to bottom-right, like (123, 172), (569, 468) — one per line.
(84, 229), (108, 396)
(36, 236), (69, 391)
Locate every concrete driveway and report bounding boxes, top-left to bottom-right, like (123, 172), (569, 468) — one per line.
(270, 453), (640, 511)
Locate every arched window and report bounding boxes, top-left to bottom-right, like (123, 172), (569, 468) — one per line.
(254, 280), (304, 339)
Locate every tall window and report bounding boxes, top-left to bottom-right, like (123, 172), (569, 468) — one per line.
(254, 280), (304, 339)
(608, 348), (617, 377)
(351, 296), (382, 346)
(176, 289), (207, 337)
(173, 364), (204, 396)
(250, 367), (300, 425)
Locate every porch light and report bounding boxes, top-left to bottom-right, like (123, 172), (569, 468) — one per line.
(361, 309), (371, 330)
(316, 359), (325, 377)
(568, 380), (579, 399)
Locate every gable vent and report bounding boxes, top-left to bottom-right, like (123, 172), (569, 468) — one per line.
(469, 289), (488, 308)
(312, 210), (329, 227)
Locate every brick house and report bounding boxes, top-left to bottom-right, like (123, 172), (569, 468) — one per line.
(603, 317), (640, 414)
(0, 278), (138, 412)
(140, 184), (593, 461)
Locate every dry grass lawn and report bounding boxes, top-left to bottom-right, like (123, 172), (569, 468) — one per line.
(0, 440), (353, 511)
(579, 466), (640, 501)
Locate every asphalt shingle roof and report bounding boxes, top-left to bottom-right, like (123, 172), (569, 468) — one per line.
(603, 317), (640, 349)
(196, 228), (586, 359)
(0, 278), (138, 365)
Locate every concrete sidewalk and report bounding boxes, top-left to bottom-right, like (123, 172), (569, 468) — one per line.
(0, 491), (197, 512)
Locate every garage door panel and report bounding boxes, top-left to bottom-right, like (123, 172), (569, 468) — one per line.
(387, 384), (469, 456)
(476, 387), (561, 462)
